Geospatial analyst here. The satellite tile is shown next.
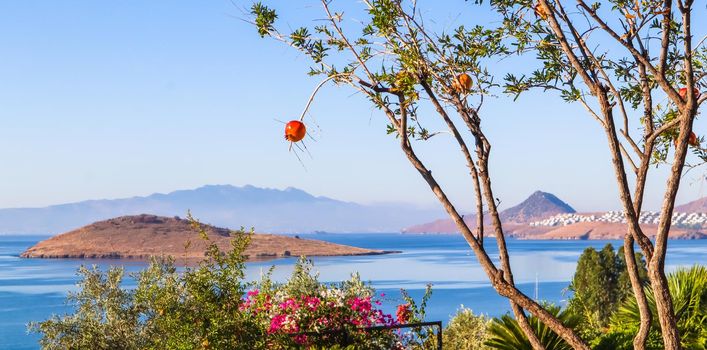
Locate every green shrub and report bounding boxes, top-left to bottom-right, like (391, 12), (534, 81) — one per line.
(442, 307), (491, 350)
(596, 265), (707, 350)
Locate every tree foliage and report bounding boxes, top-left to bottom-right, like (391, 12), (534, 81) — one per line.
(567, 243), (648, 339)
(487, 0), (706, 346)
(250, 1), (593, 347)
(494, 0), (706, 164)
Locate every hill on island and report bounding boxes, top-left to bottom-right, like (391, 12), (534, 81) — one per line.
(21, 215), (395, 261)
(0, 185), (442, 235)
(404, 191), (575, 233)
(676, 196), (707, 213)
(500, 191), (576, 223)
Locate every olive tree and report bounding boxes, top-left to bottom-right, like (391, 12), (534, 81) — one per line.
(251, 1), (590, 348)
(490, 0), (705, 348)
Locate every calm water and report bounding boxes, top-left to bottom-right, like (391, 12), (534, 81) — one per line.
(2, 234), (707, 349)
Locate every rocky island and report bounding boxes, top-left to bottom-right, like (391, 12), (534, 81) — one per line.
(21, 214), (397, 261)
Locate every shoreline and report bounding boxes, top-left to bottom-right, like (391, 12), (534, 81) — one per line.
(19, 249), (403, 263)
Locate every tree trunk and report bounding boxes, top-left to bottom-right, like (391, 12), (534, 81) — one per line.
(649, 266), (681, 349)
(623, 234), (651, 350)
(648, 110), (697, 350)
(393, 124), (589, 350)
(479, 156), (545, 350)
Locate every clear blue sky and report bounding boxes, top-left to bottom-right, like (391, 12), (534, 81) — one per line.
(0, 1), (704, 212)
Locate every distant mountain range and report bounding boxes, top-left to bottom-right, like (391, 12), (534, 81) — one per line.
(3, 185), (705, 236)
(0, 185), (441, 235)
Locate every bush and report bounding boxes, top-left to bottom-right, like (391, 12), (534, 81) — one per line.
(29, 265), (146, 350)
(242, 257), (400, 349)
(596, 265), (707, 350)
(442, 307), (491, 350)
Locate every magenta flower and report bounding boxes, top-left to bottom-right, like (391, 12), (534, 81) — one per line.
(269, 314), (286, 333)
(304, 296), (321, 310)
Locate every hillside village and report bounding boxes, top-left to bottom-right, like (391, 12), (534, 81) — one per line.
(530, 211), (707, 228)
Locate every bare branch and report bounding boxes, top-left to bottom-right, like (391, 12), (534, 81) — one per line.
(576, 0), (684, 104)
(321, 0), (378, 85)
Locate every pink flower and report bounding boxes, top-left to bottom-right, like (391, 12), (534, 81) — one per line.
(348, 296), (372, 313)
(279, 298), (299, 311)
(269, 314), (286, 333)
(304, 296), (321, 310)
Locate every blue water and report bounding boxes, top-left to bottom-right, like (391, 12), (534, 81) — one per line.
(2, 234), (707, 349)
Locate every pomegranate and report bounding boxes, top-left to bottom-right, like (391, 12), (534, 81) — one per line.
(285, 120), (306, 142)
(678, 87), (700, 100)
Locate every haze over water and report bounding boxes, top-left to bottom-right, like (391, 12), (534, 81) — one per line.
(3, 234), (707, 350)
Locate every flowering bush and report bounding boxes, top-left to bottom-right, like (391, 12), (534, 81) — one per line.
(242, 257), (400, 349)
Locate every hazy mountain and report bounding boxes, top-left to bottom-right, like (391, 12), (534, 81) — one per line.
(404, 191), (575, 233)
(675, 196), (707, 213)
(0, 185), (441, 235)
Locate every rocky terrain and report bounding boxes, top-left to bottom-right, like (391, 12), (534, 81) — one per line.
(21, 215), (397, 261)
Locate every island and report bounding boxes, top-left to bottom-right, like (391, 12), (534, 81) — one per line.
(20, 214), (398, 261)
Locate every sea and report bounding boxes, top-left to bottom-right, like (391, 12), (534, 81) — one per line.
(2, 233), (707, 350)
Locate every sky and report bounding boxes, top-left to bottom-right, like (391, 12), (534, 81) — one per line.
(0, 0), (705, 213)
